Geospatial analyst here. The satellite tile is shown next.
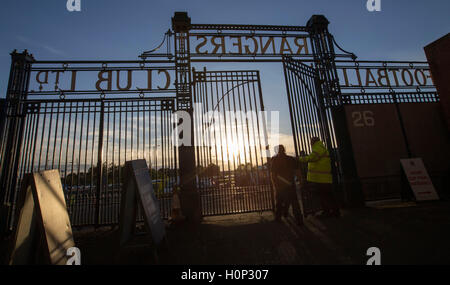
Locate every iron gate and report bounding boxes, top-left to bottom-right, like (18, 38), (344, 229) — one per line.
(0, 54), (179, 232)
(282, 56), (341, 214)
(192, 69), (274, 216)
(2, 97), (176, 228)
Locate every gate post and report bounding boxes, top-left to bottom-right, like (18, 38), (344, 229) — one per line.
(306, 16), (364, 207)
(172, 12), (201, 222)
(0, 50), (34, 237)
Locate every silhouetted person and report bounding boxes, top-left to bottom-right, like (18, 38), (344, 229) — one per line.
(270, 145), (303, 225)
(299, 137), (340, 218)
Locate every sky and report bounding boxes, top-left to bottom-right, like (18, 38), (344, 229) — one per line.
(0, 0), (449, 155)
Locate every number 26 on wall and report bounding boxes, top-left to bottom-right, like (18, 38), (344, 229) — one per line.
(352, 111), (375, 127)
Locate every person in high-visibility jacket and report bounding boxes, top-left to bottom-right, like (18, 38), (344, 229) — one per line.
(299, 137), (340, 218)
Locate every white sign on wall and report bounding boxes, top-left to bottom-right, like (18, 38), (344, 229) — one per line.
(400, 158), (439, 201)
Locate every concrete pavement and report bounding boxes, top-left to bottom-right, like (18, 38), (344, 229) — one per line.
(74, 200), (450, 265)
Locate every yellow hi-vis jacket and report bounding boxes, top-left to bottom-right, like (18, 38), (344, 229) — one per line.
(299, 141), (332, 184)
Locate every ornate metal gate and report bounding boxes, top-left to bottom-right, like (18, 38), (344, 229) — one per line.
(0, 55), (177, 232)
(282, 56), (341, 214)
(282, 56), (338, 163)
(192, 68), (274, 216)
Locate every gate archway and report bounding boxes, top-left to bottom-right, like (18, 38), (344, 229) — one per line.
(1, 12), (445, 235)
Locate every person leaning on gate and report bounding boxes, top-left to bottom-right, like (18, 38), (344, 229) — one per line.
(299, 137), (340, 218)
(270, 145), (303, 226)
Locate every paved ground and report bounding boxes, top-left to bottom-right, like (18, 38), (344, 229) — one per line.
(74, 200), (450, 265)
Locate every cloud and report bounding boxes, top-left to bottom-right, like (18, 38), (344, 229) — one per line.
(41, 45), (67, 57)
(16, 35), (67, 57)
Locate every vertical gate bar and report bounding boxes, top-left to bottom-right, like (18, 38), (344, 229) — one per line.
(233, 72), (242, 213)
(112, 102), (117, 223)
(161, 102), (165, 217)
(240, 72), (249, 212)
(283, 58), (301, 157)
(37, 103), (47, 171)
(44, 102), (54, 170)
(132, 101), (135, 161)
(64, 102), (72, 221)
(192, 70), (199, 211)
(27, 110), (38, 174)
(119, 101), (122, 217)
(58, 102), (66, 173)
(245, 72), (256, 211)
(251, 75), (263, 210)
(106, 102), (111, 224)
(255, 71), (273, 210)
(236, 71), (249, 212)
(18, 105), (32, 181)
(71, 102), (80, 224)
(249, 73), (260, 211)
(142, 101), (145, 168)
(197, 70), (205, 214)
(211, 72), (220, 215)
(210, 71), (216, 215)
(166, 102), (169, 217)
(228, 71), (236, 214)
(119, 101), (123, 222)
(229, 71), (237, 214)
(137, 100), (140, 159)
(95, 100), (105, 227)
(51, 102), (60, 168)
(83, 102), (90, 225)
(249, 74), (257, 211)
(248, 73), (255, 212)
(17, 106), (28, 177)
(162, 101), (165, 201)
(241, 71), (250, 213)
(220, 72), (227, 214)
(160, 104), (165, 217)
(242, 72), (252, 212)
(124, 102), (128, 167)
(203, 72), (212, 215)
(160, 105), (165, 217)
(218, 72), (230, 214)
(77, 102), (85, 223)
(164, 105), (169, 217)
(29, 108), (40, 175)
(154, 101), (158, 186)
(146, 100), (150, 185)
(204, 73), (210, 215)
(192, 69), (201, 212)
(211, 73), (221, 215)
(203, 71), (211, 215)
(89, 102), (98, 225)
